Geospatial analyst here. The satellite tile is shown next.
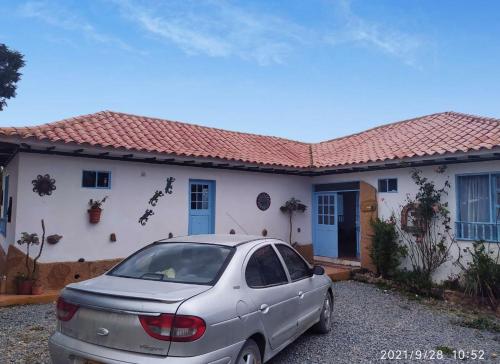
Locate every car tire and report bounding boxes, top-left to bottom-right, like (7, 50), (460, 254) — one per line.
(313, 292), (333, 334)
(236, 339), (262, 364)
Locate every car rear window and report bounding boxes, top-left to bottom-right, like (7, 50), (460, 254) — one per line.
(108, 243), (234, 285)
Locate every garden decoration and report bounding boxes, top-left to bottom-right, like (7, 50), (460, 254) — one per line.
(88, 196), (108, 224)
(32, 174), (56, 196)
(46, 234), (63, 245)
(139, 177), (175, 225)
(256, 192), (271, 211)
(16, 219), (46, 295)
(165, 177), (175, 194)
(280, 198), (307, 244)
(149, 190), (164, 206)
(139, 209), (154, 226)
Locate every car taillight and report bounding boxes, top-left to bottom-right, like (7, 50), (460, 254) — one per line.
(139, 313), (206, 342)
(56, 297), (79, 321)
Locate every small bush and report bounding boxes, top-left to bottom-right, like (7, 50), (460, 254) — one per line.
(370, 217), (406, 278)
(458, 241), (500, 309)
(456, 316), (500, 333)
(392, 269), (434, 297)
(440, 274), (461, 291)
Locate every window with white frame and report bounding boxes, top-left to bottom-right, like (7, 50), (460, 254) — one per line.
(456, 173), (500, 242)
(82, 170), (111, 189)
(378, 178), (398, 193)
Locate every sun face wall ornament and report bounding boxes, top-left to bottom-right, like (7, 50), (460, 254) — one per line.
(256, 192), (271, 211)
(32, 174), (56, 196)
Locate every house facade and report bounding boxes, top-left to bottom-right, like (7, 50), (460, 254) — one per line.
(0, 111), (499, 292)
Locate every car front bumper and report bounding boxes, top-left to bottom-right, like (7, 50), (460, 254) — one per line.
(49, 332), (245, 364)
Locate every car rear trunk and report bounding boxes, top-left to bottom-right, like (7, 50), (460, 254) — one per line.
(58, 275), (211, 356)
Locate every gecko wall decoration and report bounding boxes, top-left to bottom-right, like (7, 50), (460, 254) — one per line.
(149, 190), (164, 206)
(165, 177), (175, 194)
(139, 177), (175, 225)
(139, 209), (154, 226)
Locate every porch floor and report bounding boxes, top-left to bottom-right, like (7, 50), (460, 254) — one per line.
(0, 290), (59, 308)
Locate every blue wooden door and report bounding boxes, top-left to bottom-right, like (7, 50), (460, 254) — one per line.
(189, 180), (215, 235)
(313, 192), (338, 258)
(0, 175), (9, 236)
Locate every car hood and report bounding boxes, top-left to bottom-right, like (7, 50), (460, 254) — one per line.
(66, 274), (211, 303)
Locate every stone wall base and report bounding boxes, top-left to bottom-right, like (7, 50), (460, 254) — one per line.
(294, 243), (314, 264)
(0, 245), (6, 276)
(3, 245), (122, 294)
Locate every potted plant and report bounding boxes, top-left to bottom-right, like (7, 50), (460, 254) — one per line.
(31, 279), (43, 295)
(15, 272), (32, 295)
(16, 219), (46, 295)
(88, 196), (108, 224)
(280, 198), (307, 244)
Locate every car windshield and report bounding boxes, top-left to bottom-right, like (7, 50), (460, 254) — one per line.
(109, 243), (234, 285)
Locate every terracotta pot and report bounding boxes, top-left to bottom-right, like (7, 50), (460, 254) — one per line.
(88, 208), (102, 224)
(17, 279), (34, 295)
(31, 283), (43, 295)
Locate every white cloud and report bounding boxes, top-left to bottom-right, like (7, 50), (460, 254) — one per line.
(18, 0), (428, 66)
(324, 0), (425, 67)
(19, 1), (137, 53)
(112, 0), (309, 65)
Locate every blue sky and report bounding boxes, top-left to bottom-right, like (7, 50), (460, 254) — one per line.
(1, 0), (499, 142)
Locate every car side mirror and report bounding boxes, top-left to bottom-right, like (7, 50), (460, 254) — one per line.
(312, 265), (325, 275)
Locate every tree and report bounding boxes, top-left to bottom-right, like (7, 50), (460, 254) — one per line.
(0, 43), (25, 111)
(17, 219), (46, 281)
(280, 198), (307, 244)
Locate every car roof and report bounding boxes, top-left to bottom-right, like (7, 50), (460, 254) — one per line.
(158, 234), (268, 247)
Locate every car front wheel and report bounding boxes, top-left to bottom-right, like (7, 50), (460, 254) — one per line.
(236, 339), (262, 364)
(313, 292), (333, 334)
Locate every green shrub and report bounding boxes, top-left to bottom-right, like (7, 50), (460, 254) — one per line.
(370, 217), (406, 278)
(392, 269), (434, 297)
(456, 316), (500, 333)
(458, 241), (499, 309)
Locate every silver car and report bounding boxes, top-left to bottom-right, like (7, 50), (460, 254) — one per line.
(49, 235), (333, 364)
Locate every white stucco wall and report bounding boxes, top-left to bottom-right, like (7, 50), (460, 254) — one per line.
(13, 153), (312, 263)
(312, 161), (500, 281)
(7, 151), (500, 281)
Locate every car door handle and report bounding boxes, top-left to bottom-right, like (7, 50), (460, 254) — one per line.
(298, 291), (304, 299)
(259, 304), (270, 314)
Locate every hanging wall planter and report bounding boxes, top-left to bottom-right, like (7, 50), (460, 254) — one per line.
(88, 196), (108, 224)
(88, 208), (102, 224)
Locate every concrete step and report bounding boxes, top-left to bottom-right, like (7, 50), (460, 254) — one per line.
(315, 255), (361, 267)
(317, 261), (362, 281)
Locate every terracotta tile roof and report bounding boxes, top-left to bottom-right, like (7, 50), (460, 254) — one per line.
(312, 112), (500, 168)
(0, 111), (311, 168)
(0, 111), (499, 169)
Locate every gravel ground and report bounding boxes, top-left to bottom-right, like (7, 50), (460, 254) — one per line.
(0, 302), (55, 363)
(270, 281), (500, 364)
(0, 281), (498, 363)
